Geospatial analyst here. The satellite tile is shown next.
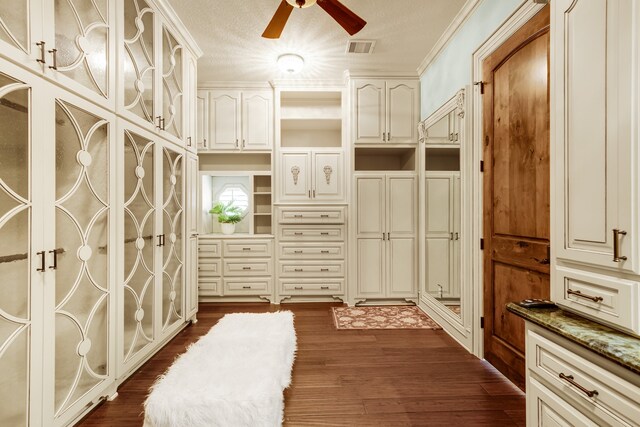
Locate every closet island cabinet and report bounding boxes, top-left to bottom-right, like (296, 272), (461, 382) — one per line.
(351, 78), (419, 144)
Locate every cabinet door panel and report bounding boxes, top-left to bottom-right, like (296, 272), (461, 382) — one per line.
(242, 91), (272, 151)
(356, 238), (385, 297)
(555, 0), (636, 272)
(387, 175), (416, 236)
(425, 175), (453, 236)
(121, 0), (156, 127)
(161, 25), (183, 141)
(0, 0), (43, 70)
(388, 237), (416, 297)
(386, 80), (418, 143)
(196, 91), (208, 149)
(210, 90), (240, 150)
(425, 113), (451, 145)
(355, 176), (384, 237)
(425, 238), (452, 298)
(313, 152), (342, 200)
(280, 152), (310, 201)
(185, 237), (197, 319)
(185, 54), (197, 150)
(353, 80), (385, 143)
(185, 153), (198, 236)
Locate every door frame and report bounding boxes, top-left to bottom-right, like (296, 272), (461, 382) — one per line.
(470, 0), (547, 358)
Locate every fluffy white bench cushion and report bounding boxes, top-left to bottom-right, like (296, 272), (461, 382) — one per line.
(144, 311), (297, 427)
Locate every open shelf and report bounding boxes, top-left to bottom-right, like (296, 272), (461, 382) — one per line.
(254, 215), (273, 235)
(279, 90), (343, 148)
(425, 147), (460, 171)
(355, 147), (416, 171)
(199, 153), (271, 172)
(252, 175), (272, 234)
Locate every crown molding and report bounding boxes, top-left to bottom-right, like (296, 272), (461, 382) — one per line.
(416, 0), (482, 76)
(344, 70), (420, 80)
(151, 0), (203, 58)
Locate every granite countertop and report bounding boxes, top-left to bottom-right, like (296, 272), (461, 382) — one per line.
(507, 303), (640, 376)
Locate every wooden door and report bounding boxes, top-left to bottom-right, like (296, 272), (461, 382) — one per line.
(386, 175), (417, 297)
(355, 175), (385, 297)
(482, 5), (550, 390)
(242, 91), (272, 151)
(210, 90), (240, 150)
(353, 79), (385, 144)
(386, 81), (418, 143)
(312, 151), (343, 201)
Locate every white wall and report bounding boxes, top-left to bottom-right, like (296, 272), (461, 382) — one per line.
(420, 0), (525, 119)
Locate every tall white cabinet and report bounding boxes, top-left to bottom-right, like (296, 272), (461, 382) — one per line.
(551, 0), (640, 337)
(0, 1), (201, 426)
(354, 174), (417, 300)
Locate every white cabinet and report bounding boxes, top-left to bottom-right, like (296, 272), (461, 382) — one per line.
(279, 150), (344, 202)
(553, 0), (638, 273)
(184, 153), (199, 320)
(355, 174), (417, 299)
(424, 111), (460, 145)
(351, 78), (419, 144)
(184, 52), (198, 153)
(196, 90), (208, 149)
(425, 172), (460, 299)
(204, 89), (273, 151)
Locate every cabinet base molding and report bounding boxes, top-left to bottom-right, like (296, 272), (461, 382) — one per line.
(276, 295), (345, 304)
(199, 295), (273, 303)
(354, 298), (418, 306)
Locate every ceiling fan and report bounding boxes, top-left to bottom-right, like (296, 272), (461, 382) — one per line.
(262, 0), (366, 39)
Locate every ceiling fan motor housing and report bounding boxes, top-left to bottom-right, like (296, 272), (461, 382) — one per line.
(286, 0), (317, 8)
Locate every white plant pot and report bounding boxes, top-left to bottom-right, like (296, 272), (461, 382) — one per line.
(220, 223), (236, 235)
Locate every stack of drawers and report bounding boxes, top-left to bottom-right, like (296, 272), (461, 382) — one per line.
(198, 236), (274, 299)
(276, 206), (346, 300)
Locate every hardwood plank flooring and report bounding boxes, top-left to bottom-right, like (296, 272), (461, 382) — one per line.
(78, 303), (525, 426)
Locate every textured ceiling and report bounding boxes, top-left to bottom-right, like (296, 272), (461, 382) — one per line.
(168, 0), (467, 83)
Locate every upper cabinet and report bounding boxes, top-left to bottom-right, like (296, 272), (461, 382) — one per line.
(0, 0), (116, 108)
(552, 0), (638, 274)
(279, 150), (344, 203)
(351, 78), (419, 144)
(424, 110), (460, 145)
(200, 89), (273, 152)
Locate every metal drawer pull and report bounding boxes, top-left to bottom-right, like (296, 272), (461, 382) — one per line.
(559, 373), (598, 398)
(613, 229), (627, 262)
(320, 232), (329, 236)
(567, 289), (603, 303)
(295, 286), (303, 290)
(320, 268), (329, 272)
(321, 214), (329, 218)
(294, 232), (303, 236)
(36, 41), (46, 64)
(294, 268), (303, 272)
(242, 286), (251, 289)
(36, 251), (46, 272)
(242, 266), (251, 270)
(294, 214), (303, 218)
(321, 250), (330, 254)
(242, 247), (251, 251)
(321, 286), (329, 290)
(294, 250), (303, 254)
(48, 48), (58, 70)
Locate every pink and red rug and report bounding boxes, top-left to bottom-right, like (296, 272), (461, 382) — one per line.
(332, 306), (442, 330)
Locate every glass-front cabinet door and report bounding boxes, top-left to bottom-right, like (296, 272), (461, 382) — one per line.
(0, 0), (44, 72)
(160, 25), (184, 142)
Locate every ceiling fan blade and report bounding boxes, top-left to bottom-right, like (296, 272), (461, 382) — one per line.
(317, 0), (366, 36)
(262, 0), (294, 39)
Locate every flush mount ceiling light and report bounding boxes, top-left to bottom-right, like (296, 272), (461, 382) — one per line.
(277, 54), (305, 74)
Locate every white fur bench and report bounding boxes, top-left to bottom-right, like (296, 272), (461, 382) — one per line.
(144, 311), (296, 427)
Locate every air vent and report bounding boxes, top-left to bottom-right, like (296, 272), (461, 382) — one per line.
(346, 39), (376, 54)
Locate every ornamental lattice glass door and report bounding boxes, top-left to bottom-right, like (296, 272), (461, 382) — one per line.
(0, 0), (44, 70)
(161, 26), (183, 139)
(51, 96), (113, 422)
(122, 128), (157, 365)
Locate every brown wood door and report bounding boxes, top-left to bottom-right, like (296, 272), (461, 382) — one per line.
(482, 5), (550, 390)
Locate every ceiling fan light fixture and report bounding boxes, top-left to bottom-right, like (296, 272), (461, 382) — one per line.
(277, 54), (305, 74)
(285, 0), (317, 8)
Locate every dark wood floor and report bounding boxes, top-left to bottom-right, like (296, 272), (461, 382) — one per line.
(78, 303), (525, 426)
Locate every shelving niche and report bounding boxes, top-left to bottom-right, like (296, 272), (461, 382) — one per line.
(280, 91), (342, 148)
(355, 147), (416, 171)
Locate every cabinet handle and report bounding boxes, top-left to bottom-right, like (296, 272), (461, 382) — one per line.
(242, 266), (251, 270)
(321, 250), (330, 254)
(235, 139), (239, 148)
(454, 133), (459, 141)
(320, 232), (329, 236)
(450, 232), (454, 240)
(242, 139), (245, 148)
(383, 132), (386, 142)
(455, 232), (459, 240)
(613, 229), (627, 262)
(567, 289), (603, 303)
(242, 247), (251, 251)
(382, 233), (386, 241)
(320, 268), (329, 272)
(36, 41), (46, 64)
(242, 286), (251, 289)
(449, 133), (454, 141)
(308, 190), (311, 198)
(294, 214), (303, 218)
(387, 132), (391, 141)
(313, 189), (316, 198)
(48, 48), (58, 70)
(294, 286), (303, 290)
(387, 232), (390, 240)
(294, 232), (303, 236)
(321, 286), (329, 290)
(48, 249), (58, 270)
(156, 116), (162, 129)
(294, 268), (303, 272)
(321, 214), (329, 218)
(559, 373), (598, 398)
(157, 234), (164, 247)
(294, 250), (303, 254)
(36, 251), (46, 272)
(187, 136), (192, 147)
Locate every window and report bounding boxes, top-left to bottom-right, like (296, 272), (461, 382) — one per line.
(218, 185), (249, 213)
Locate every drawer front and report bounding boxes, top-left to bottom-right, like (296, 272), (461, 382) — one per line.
(278, 225), (345, 242)
(223, 239), (273, 258)
(527, 377), (600, 427)
(198, 279), (221, 296)
(224, 278), (272, 295)
(553, 266), (639, 335)
(527, 329), (640, 426)
(279, 260), (344, 277)
(278, 206), (345, 224)
(223, 259), (273, 276)
(198, 240), (222, 257)
(280, 279), (344, 295)
(198, 259), (222, 277)
(278, 242), (345, 259)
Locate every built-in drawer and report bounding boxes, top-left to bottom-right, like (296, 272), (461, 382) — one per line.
(527, 376), (600, 427)
(198, 278), (221, 296)
(278, 225), (345, 242)
(224, 277), (272, 295)
(223, 259), (273, 276)
(279, 279), (344, 295)
(278, 260), (344, 277)
(277, 206), (346, 224)
(278, 242), (345, 259)
(198, 240), (222, 258)
(197, 259), (222, 277)
(223, 239), (273, 258)
(553, 266), (639, 335)
(527, 328), (640, 426)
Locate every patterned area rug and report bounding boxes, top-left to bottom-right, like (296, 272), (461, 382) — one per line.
(447, 305), (461, 315)
(332, 306), (442, 330)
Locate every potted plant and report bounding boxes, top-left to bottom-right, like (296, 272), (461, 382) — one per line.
(209, 201), (245, 235)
